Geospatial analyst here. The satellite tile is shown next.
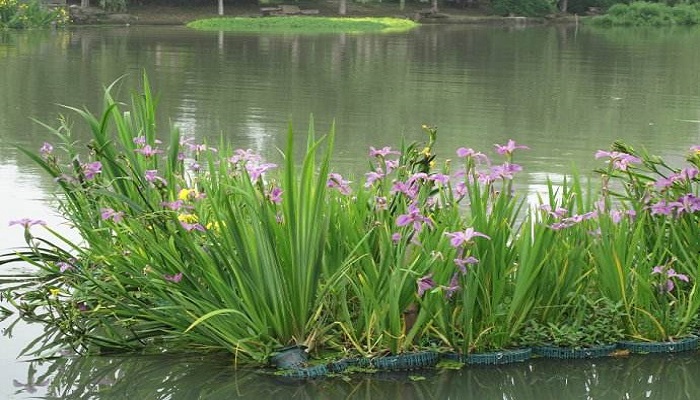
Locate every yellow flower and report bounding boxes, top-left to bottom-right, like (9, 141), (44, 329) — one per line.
(178, 213), (198, 224)
(206, 220), (226, 231)
(177, 188), (201, 201)
(420, 147), (431, 157)
(49, 288), (60, 297)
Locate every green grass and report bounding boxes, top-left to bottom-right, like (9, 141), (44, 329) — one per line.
(186, 16), (418, 33)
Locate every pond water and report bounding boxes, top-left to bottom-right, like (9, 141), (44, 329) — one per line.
(1, 22), (700, 398)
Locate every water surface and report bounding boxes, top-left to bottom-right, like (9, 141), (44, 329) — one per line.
(2, 23), (700, 399)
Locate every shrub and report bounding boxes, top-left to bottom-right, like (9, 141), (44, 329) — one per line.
(0, 0), (69, 29)
(591, 1), (700, 25)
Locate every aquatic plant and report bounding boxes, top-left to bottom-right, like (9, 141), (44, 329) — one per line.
(3, 75), (700, 369)
(589, 141), (700, 341)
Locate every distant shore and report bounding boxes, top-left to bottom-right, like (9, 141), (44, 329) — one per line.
(72, 3), (581, 26)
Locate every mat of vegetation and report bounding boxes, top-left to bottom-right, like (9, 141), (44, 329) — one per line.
(186, 16), (418, 33)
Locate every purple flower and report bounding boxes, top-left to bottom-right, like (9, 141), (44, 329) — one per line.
(40, 142), (53, 157)
(652, 265), (690, 293)
(540, 204), (569, 219)
(391, 181), (419, 199)
(495, 140), (529, 155)
(180, 222), (206, 232)
(327, 173), (352, 195)
(9, 218), (46, 229)
(82, 161), (102, 180)
(189, 162), (202, 173)
(101, 208), (124, 223)
(161, 200), (185, 211)
(164, 272), (183, 283)
(454, 256), (479, 274)
(650, 200), (674, 216)
(445, 228), (490, 248)
(417, 274), (436, 297)
(456, 147), (488, 162)
(429, 173), (450, 185)
(442, 273), (461, 298)
(610, 209), (635, 224)
(385, 159), (399, 173)
(391, 232), (402, 243)
(56, 261), (74, 272)
(594, 150), (641, 171)
(267, 186), (283, 204)
(477, 171), (496, 185)
(133, 136), (161, 146)
(364, 170), (385, 188)
(396, 203), (433, 232)
(407, 173), (429, 184)
(228, 149), (262, 165)
(490, 163), (522, 180)
(369, 146), (401, 157)
(654, 176), (676, 190)
(374, 196), (388, 211)
(246, 162), (277, 182)
(454, 181), (467, 198)
(187, 143), (217, 153)
(145, 170), (167, 185)
(134, 145), (163, 157)
(679, 167), (699, 181)
(671, 194), (700, 215)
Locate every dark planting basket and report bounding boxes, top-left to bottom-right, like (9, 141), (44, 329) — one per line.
(444, 348), (532, 365)
(278, 364), (329, 378)
(370, 351), (440, 371)
(617, 335), (699, 354)
(269, 345), (308, 369)
(533, 343), (618, 359)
